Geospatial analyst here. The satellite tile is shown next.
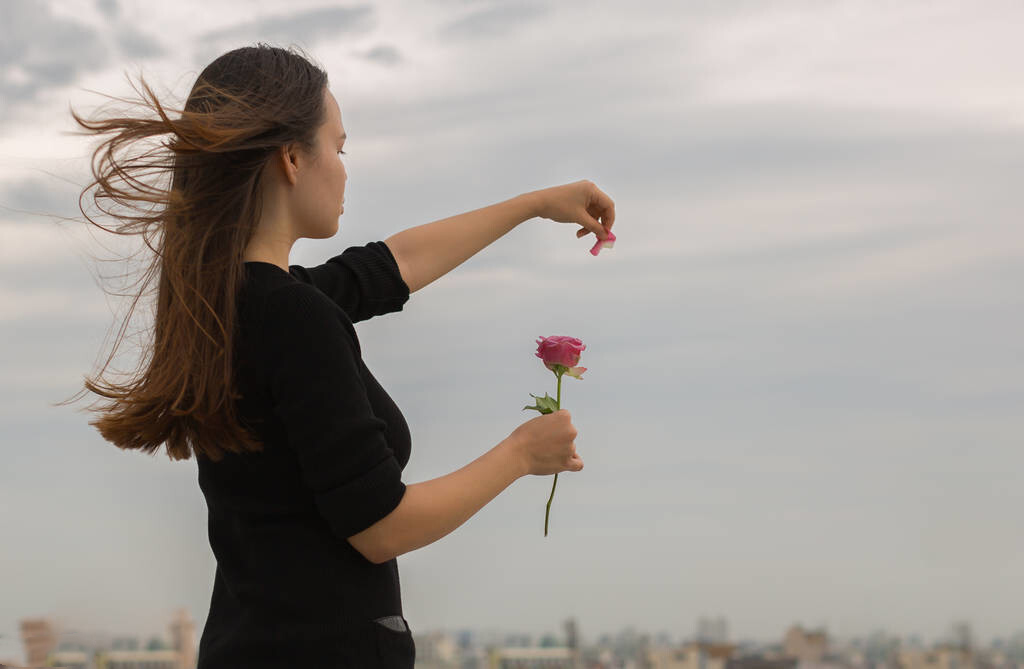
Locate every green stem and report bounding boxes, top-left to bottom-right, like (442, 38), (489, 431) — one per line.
(545, 472), (558, 537)
(544, 370), (564, 537)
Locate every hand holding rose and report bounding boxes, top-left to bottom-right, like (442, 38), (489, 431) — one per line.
(508, 410), (582, 478)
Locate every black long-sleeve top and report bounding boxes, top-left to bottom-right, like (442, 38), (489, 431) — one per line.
(195, 241), (415, 668)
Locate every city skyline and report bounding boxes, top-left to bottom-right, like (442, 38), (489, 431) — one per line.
(2, 611), (1019, 664)
(5, 612), (1023, 669)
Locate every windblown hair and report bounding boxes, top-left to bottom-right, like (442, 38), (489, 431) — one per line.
(57, 43), (329, 462)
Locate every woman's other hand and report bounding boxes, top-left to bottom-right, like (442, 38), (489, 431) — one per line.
(527, 180), (615, 242)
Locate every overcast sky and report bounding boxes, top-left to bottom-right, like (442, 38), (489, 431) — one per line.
(2, 0), (1024, 662)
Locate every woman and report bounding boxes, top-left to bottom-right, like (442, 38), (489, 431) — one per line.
(69, 43), (615, 668)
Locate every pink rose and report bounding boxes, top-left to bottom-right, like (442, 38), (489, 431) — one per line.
(526, 335), (589, 537)
(535, 335), (586, 375)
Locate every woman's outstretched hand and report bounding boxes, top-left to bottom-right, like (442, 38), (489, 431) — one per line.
(528, 180), (616, 242)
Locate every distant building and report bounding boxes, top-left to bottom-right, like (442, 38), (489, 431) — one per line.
(488, 645), (574, 668)
(1008, 631), (1024, 664)
(18, 608), (196, 669)
(19, 617), (58, 667)
(648, 640), (738, 669)
(950, 623), (973, 653)
(783, 626), (828, 663)
(110, 637), (140, 652)
(413, 629), (461, 669)
(899, 644), (974, 669)
(565, 617), (579, 652)
(698, 618), (730, 644)
(95, 649), (179, 668)
(47, 650), (90, 669)
(726, 658), (799, 669)
(167, 608), (196, 669)
(863, 630), (900, 666)
(564, 617), (582, 669)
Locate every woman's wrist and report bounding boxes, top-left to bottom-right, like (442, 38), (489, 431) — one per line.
(518, 190), (543, 220)
(499, 434), (529, 479)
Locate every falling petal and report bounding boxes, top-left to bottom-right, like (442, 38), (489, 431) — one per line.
(589, 229), (617, 256)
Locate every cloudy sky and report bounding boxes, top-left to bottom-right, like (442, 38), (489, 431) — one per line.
(2, 0), (1024, 661)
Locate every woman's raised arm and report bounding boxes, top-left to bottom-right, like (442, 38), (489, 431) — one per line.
(383, 192), (538, 294)
(383, 181), (615, 293)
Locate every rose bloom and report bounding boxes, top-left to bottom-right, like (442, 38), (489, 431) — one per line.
(535, 336), (587, 378)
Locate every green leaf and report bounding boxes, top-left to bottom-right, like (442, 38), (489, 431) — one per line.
(523, 392), (559, 414)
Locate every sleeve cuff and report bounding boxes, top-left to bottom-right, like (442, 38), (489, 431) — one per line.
(340, 241), (410, 320)
(313, 454), (407, 540)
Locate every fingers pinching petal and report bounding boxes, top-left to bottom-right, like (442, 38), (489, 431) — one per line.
(595, 188), (615, 229)
(586, 212), (606, 238)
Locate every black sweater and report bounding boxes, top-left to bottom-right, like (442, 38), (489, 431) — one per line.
(195, 241), (415, 668)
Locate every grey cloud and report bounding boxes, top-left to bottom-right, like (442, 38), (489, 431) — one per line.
(116, 28), (167, 60)
(0, 0), (108, 118)
(436, 2), (549, 40)
(427, 0), (508, 5)
(95, 0), (119, 20)
(0, 174), (86, 225)
(361, 44), (403, 66)
(192, 5), (376, 67)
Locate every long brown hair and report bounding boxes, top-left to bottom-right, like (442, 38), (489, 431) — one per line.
(56, 43), (329, 463)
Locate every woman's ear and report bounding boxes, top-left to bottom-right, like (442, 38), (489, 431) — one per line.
(276, 143), (301, 187)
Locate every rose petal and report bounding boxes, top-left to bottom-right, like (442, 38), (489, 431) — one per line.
(566, 366), (587, 379)
(589, 230), (617, 256)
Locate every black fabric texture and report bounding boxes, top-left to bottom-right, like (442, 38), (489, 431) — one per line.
(195, 240), (415, 668)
